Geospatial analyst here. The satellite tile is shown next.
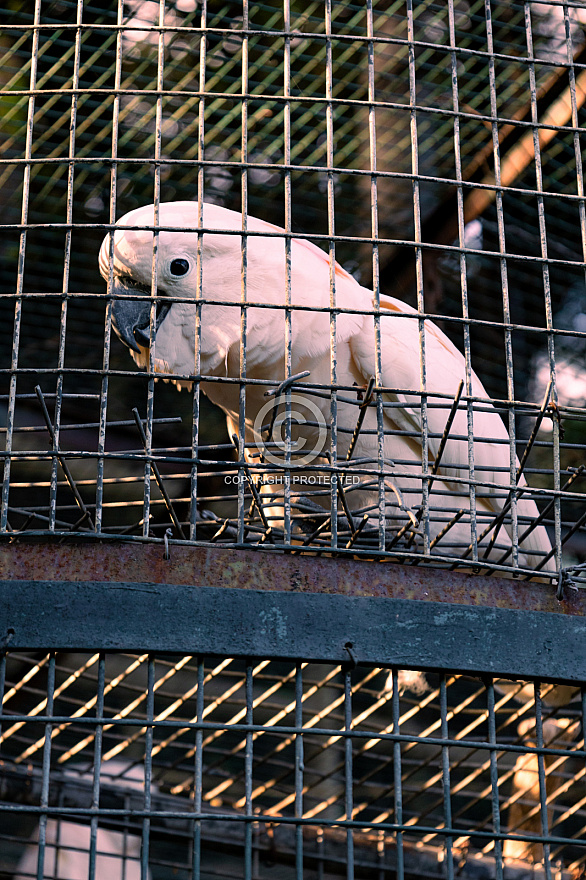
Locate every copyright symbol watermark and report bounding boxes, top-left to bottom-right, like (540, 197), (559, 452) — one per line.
(253, 392), (329, 468)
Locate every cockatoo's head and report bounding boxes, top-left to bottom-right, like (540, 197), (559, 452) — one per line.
(99, 201), (235, 355)
(100, 199), (366, 375)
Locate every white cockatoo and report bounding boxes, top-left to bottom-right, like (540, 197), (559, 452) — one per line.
(99, 200), (554, 573)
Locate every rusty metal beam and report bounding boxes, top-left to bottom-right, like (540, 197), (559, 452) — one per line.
(0, 542), (584, 616)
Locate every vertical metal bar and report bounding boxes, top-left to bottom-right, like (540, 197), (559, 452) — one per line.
(524, 2), (561, 574)
(237, 0), (250, 546)
(121, 791), (133, 878)
(191, 0), (207, 542)
(448, 0), (477, 562)
(0, 651), (6, 742)
(282, 0), (293, 544)
(244, 661), (253, 880)
(365, 0), (385, 553)
(48, 0), (84, 531)
(192, 658), (204, 880)
(88, 654), (106, 880)
(141, 657), (156, 880)
(324, 0), (338, 549)
(562, 3), (586, 286)
(484, 0), (518, 568)
(440, 674), (454, 880)
(97, 0), (125, 535)
(344, 667), (354, 880)
(142, 0), (166, 537)
(54, 817), (64, 877)
(552, 3), (586, 570)
(534, 683), (553, 880)
(392, 669), (404, 880)
(582, 686), (586, 834)
(36, 653), (56, 880)
(1, 0), (42, 533)
(486, 679), (503, 880)
(295, 663), (304, 880)
(406, 0), (430, 556)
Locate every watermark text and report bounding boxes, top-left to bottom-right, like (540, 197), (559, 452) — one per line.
(224, 474), (362, 486)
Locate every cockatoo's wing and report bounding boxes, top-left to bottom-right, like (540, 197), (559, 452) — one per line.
(350, 294), (554, 568)
(350, 293), (511, 503)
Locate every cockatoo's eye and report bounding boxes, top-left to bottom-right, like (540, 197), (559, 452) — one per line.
(170, 258), (190, 277)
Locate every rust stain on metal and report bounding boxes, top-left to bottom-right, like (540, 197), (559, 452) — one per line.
(0, 542), (584, 616)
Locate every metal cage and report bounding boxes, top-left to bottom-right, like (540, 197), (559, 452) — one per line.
(1, 0), (586, 877)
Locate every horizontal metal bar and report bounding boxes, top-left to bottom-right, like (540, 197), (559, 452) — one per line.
(0, 779), (520, 880)
(1, 449), (583, 507)
(1, 20), (585, 63)
(2, 242), (586, 284)
(1, 156), (586, 211)
(0, 799), (584, 849)
(1, 417), (183, 434)
(1, 378), (585, 420)
(0, 715), (583, 760)
(2, 86), (585, 134)
(0, 545), (574, 604)
(0, 538), (559, 578)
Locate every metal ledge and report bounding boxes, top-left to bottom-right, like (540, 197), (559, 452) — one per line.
(1, 576), (585, 683)
(0, 542), (584, 613)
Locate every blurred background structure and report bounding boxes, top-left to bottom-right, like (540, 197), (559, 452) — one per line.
(1, 0), (586, 878)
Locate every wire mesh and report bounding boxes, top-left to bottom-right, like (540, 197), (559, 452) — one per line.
(0, 0), (585, 582)
(0, 652), (584, 879)
(1, 3), (586, 877)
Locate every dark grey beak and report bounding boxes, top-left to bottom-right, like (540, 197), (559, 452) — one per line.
(110, 278), (171, 353)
